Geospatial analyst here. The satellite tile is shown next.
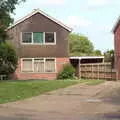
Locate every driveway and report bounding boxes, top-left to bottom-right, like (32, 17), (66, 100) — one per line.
(0, 81), (120, 120)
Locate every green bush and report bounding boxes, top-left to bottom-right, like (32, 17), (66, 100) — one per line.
(0, 42), (18, 79)
(57, 64), (75, 79)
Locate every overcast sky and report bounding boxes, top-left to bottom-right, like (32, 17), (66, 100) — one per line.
(13, 0), (120, 52)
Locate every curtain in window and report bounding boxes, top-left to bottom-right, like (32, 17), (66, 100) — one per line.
(34, 59), (44, 72)
(45, 59), (55, 72)
(33, 32), (43, 44)
(22, 59), (32, 72)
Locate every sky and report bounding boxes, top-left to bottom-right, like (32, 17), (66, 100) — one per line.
(13, 0), (120, 52)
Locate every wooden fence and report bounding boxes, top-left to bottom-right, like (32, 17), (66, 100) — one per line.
(79, 63), (117, 80)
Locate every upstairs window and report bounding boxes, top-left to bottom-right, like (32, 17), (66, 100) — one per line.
(22, 32), (32, 43)
(33, 32), (43, 44)
(45, 32), (55, 44)
(22, 32), (56, 44)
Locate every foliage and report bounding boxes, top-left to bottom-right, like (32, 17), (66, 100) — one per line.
(0, 42), (18, 77)
(58, 64), (75, 79)
(0, 80), (78, 104)
(104, 49), (114, 62)
(69, 33), (94, 56)
(93, 49), (102, 56)
(0, 0), (25, 42)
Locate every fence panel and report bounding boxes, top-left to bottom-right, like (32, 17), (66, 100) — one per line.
(80, 63), (116, 80)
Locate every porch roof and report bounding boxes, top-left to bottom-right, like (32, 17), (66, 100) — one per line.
(70, 56), (104, 60)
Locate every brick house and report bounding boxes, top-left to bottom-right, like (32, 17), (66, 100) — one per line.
(113, 16), (120, 79)
(7, 9), (72, 80)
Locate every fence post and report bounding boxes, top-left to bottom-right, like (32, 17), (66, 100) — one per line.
(98, 64), (99, 80)
(104, 64), (106, 80)
(79, 59), (81, 79)
(92, 64), (93, 79)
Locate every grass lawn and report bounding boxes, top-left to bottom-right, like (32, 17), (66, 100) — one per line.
(0, 79), (104, 104)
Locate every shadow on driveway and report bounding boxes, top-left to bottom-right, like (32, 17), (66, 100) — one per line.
(0, 116), (29, 120)
(102, 87), (120, 105)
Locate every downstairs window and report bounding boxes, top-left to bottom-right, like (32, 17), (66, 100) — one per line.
(21, 58), (56, 73)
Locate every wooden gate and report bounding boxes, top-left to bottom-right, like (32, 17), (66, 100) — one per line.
(79, 63), (116, 80)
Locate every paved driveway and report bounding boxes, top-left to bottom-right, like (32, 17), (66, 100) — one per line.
(0, 81), (120, 120)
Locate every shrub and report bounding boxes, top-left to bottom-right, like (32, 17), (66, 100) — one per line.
(0, 42), (18, 79)
(57, 64), (75, 79)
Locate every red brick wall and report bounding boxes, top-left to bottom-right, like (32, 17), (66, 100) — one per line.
(13, 58), (69, 80)
(114, 24), (120, 79)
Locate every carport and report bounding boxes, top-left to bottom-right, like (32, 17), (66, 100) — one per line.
(70, 56), (104, 77)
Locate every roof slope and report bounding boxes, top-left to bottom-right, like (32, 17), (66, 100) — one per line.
(8, 9), (72, 32)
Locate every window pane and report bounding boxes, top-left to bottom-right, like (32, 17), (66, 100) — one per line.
(45, 59), (55, 72)
(33, 32), (43, 44)
(45, 32), (55, 43)
(22, 59), (32, 72)
(34, 59), (44, 72)
(22, 33), (32, 43)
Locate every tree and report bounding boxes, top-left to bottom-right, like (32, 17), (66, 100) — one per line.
(0, 0), (25, 42)
(0, 42), (18, 77)
(93, 49), (102, 56)
(69, 33), (94, 56)
(104, 49), (114, 62)
(0, 0), (25, 79)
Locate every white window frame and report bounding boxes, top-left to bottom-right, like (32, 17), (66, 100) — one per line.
(21, 58), (56, 73)
(44, 32), (56, 45)
(44, 58), (56, 73)
(21, 32), (56, 45)
(21, 32), (33, 44)
(21, 58), (34, 72)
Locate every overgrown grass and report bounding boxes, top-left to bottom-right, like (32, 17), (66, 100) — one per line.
(0, 79), (105, 104)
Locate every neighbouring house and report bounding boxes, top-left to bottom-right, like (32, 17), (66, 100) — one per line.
(7, 9), (72, 80)
(113, 16), (120, 79)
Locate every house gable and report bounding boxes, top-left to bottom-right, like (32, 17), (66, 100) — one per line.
(8, 9), (72, 32)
